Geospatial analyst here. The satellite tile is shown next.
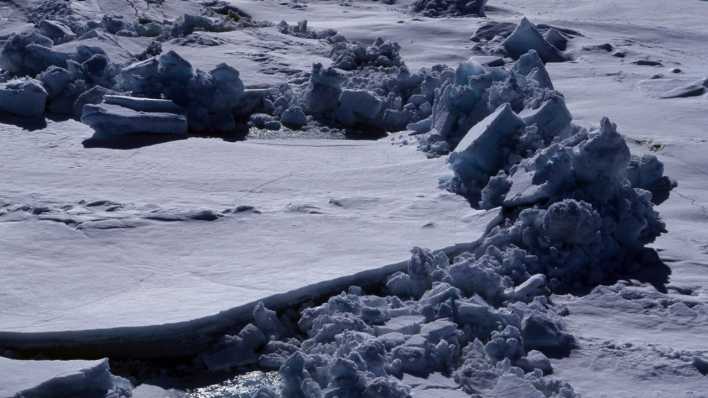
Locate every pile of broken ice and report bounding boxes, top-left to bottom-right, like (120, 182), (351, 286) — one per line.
(412, 0), (488, 17)
(191, 48), (674, 398)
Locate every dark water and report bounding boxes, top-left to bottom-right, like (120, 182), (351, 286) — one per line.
(186, 371), (280, 398)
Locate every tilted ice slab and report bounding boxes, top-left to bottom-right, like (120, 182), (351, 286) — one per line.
(0, 357), (125, 398)
(0, 120), (492, 343)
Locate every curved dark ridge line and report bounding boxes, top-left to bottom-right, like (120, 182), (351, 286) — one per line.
(0, 242), (483, 361)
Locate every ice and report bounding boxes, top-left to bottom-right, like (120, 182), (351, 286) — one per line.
(502, 18), (565, 62)
(659, 78), (708, 99)
(512, 50), (555, 90)
(37, 65), (73, 99)
(0, 78), (48, 118)
(335, 89), (384, 128)
(236, 244), (580, 397)
(331, 37), (404, 71)
(519, 96), (572, 142)
(201, 324), (267, 371)
(304, 63), (343, 120)
(103, 95), (184, 114)
(0, 357), (131, 398)
(37, 20), (76, 45)
(412, 0), (488, 17)
(81, 103), (188, 137)
(448, 103), (525, 204)
(73, 85), (116, 117)
(280, 105), (307, 129)
(543, 29), (568, 52)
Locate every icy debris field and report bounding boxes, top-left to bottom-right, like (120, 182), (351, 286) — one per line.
(1, 0), (708, 397)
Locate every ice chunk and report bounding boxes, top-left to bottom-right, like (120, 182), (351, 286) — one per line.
(487, 373), (545, 398)
(0, 78), (48, 117)
(413, 0), (488, 17)
(449, 103), (525, 192)
(519, 95), (572, 142)
(38, 20), (76, 44)
(73, 85), (115, 117)
(253, 302), (288, 339)
(507, 274), (548, 303)
(37, 65), (72, 99)
(543, 28), (568, 51)
(659, 78), (708, 99)
(0, 31), (54, 75)
(81, 103), (188, 137)
(375, 315), (426, 336)
(201, 324), (267, 371)
(280, 105), (307, 129)
(502, 18), (565, 62)
(521, 313), (574, 357)
(512, 50), (554, 90)
(627, 154), (676, 204)
(335, 89), (383, 127)
(0, 358), (131, 398)
(305, 63), (343, 119)
(103, 95), (184, 113)
(517, 350), (553, 374)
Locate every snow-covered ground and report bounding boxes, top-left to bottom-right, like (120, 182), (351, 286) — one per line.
(1, 0), (708, 396)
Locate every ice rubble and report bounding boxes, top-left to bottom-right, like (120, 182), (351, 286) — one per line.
(412, 0), (488, 17)
(180, 42), (673, 397)
(470, 19), (579, 63)
(428, 49), (675, 291)
(196, 248), (577, 398)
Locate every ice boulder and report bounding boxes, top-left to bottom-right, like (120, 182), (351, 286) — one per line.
(103, 95), (184, 114)
(335, 89), (383, 127)
(305, 63), (343, 120)
(37, 65), (73, 99)
(512, 50), (554, 90)
(543, 28), (568, 51)
(413, 0), (488, 17)
(81, 103), (188, 137)
(502, 18), (565, 62)
(172, 14), (229, 37)
(449, 103), (525, 201)
(280, 105), (307, 129)
(38, 20), (76, 44)
(0, 31), (53, 75)
(0, 78), (48, 117)
(201, 324), (267, 371)
(331, 37), (404, 70)
(0, 358), (132, 398)
(519, 95), (572, 142)
(521, 313), (575, 357)
(73, 85), (116, 117)
(155, 52), (245, 135)
(627, 154), (676, 204)
(116, 57), (162, 98)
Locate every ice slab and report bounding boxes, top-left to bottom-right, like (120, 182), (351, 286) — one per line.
(0, 119), (492, 334)
(0, 357), (117, 398)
